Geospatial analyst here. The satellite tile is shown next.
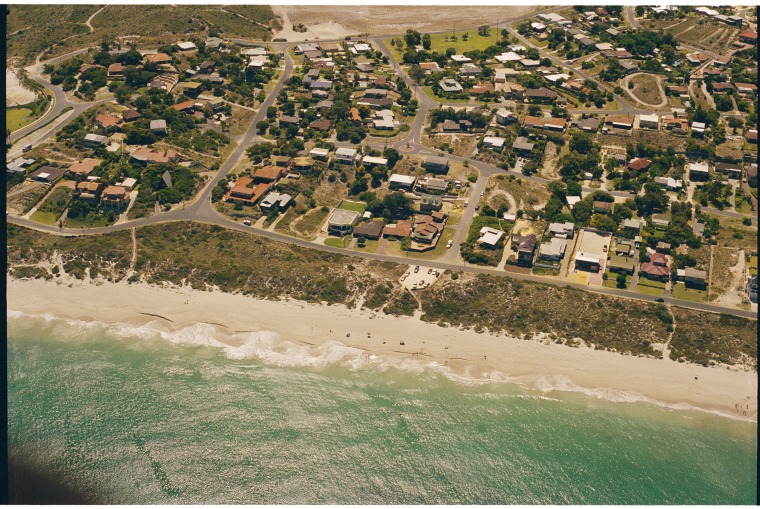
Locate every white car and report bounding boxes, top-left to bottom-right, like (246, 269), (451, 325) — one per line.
(447, 240), (453, 249)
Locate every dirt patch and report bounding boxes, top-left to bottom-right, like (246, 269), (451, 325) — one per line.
(6, 69), (38, 107)
(272, 5), (543, 39)
(622, 73), (666, 109)
(539, 141), (560, 180)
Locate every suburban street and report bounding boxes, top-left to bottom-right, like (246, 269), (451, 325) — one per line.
(6, 10), (757, 321)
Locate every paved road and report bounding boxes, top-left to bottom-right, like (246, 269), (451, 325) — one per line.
(9, 19), (757, 320)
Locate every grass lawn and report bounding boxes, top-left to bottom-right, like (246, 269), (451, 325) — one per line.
(65, 213), (111, 228)
(426, 29), (503, 55)
(533, 266), (560, 277)
(294, 207), (330, 238)
(602, 271), (632, 289)
(30, 210), (59, 225)
(7, 108), (32, 132)
(369, 127), (402, 138)
(421, 86), (471, 104)
(324, 236), (351, 248)
(749, 255), (757, 276)
(353, 238), (380, 253)
(635, 278), (666, 297)
(338, 200), (367, 213)
(671, 282), (708, 303)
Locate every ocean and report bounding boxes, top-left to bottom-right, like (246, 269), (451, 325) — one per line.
(7, 311), (758, 504)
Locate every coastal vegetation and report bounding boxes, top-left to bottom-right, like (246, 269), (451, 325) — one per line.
(7, 222), (756, 369)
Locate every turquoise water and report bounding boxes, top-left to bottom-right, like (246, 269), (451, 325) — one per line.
(7, 312), (758, 504)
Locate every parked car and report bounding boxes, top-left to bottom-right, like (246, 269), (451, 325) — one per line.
(414, 265), (420, 273)
(655, 298), (665, 303)
(447, 240), (453, 248)
(242, 220), (252, 226)
(428, 268), (433, 274)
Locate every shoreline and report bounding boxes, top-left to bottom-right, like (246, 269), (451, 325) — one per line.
(7, 276), (758, 422)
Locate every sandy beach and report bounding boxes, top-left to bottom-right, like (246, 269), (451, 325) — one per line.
(7, 276), (758, 421)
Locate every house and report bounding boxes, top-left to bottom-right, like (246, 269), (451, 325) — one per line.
(172, 100), (196, 112)
(520, 59), (541, 67)
(83, 133), (108, 147)
(352, 220), (384, 240)
(442, 119), (462, 132)
(691, 121), (706, 136)
(67, 158), (102, 179)
(615, 241), (633, 256)
(686, 52), (711, 65)
(180, 82), (203, 98)
(735, 83), (757, 96)
(469, 83), (495, 96)
(543, 118), (567, 131)
(548, 222), (574, 239)
(654, 176), (683, 191)
(688, 162), (710, 181)
(362, 156), (388, 168)
(95, 113), (124, 133)
(335, 147), (358, 165)
(651, 213), (671, 230)
(573, 117), (600, 133)
(389, 174), (416, 190)
(309, 79), (333, 90)
(495, 109), (515, 125)
(656, 242), (671, 254)
(747, 275), (757, 302)
(692, 221), (706, 238)
(101, 185), (131, 209)
(356, 97), (393, 110)
(459, 63), (481, 77)
(748, 130), (758, 144)
(130, 147), (178, 164)
(747, 164), (757, 187)
(419, 62), (442, 74)
(739, 30), (757, 44)
(295, 43), (320, 54)
(411, 215), (443, 244)
(478, 227), (505, 248)
(525, 87), (558, 102)
(627, 158), (652, 172)
(531, 22), (546, 32)
(574, 252), (601, 272)
(639, 114), (659, 130)
(383, 220), (412, 239)
(439, 79), (463, 93)
(511, 233), (537, 266)
(6, 157), (34, 173)
(512, 137), (534, 155)
(418, 177), (448, 193)
(715, 162), (742, 179)
(144, 52), (171, 64)
(291, 157), (314, 173)
(76, 181), (104, 200)
(538, 237), (566, 261)
(122, 109), (142, 122)
(593, 201), (612, 214)
(663, 116), (689, 135)
(225, 177), (271, 204)
(205, 37), (224, 49)
(711, 55), (731, 69)
(605, 115), (635, 129)
(364, 88), (387, 99)
(150, 119), (167, 133)
(711, 82), (734, 95)
(28, 166), (66, 183)
(608, 254), (634, 274)
(668, 85), (690, 98)
(419, 194), (443, 212)
(622, 218), (644, 233)
(639, 258), (670, 280)
(450, 54), (472, 64)
(600, 50), (633, 59)
(309, 147), (330, 161)
(259, 192), (292, 214)
(107, 63), (125, 78)
(372, 117), (395, 130)
(684, 267), (707, 287)
(278, 115), (299, 127)
(119, 177), (137, 191)
(423, 156), (449, 174)
(253, 166), (286, 183)
(495, 51), (522, 63)
(177, 41), (196, 52)
(482, 136), (506, 152)
(308, 118), (332, 132)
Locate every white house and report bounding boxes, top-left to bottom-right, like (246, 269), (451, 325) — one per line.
(478, 227), (505, 247)
(482, 136), (506, 152)
(539, 237), (567, 261)
(548, 221), (575, 239)
(495, 109), (515, 125)
(639, 113), (659, 130)
(335, 147), (358, 165)
(309, 147), (330, 160)
(450, 54), (472, 64)
(361, 156), (388, 167)
(389, 174), (416, 190)
(177, 41), (197, 51)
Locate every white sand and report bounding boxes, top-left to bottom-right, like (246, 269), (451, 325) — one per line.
(6, 68), (38, 107)
(7, 276), (757, 421)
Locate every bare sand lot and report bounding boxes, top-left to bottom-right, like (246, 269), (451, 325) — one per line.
(6, 68), (38, 107)
(272, 5), (544, 40)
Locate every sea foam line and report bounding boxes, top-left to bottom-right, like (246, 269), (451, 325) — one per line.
(8, 309), (755, 423)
